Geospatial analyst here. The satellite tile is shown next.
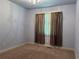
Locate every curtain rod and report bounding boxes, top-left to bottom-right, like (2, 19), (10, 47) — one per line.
(35, 11), (62, 14)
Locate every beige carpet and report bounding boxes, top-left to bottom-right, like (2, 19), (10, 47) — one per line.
(0, 44), (75, 59)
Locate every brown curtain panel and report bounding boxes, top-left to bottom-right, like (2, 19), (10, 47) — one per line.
(35, 14), (45, 44)
(50, 12), (63, 46)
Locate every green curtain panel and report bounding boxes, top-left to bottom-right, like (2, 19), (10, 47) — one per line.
(44, 13), (51, 36)
(50, 12), (63, 46)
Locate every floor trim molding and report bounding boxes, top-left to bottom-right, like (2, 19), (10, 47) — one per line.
(0, 42), (74, 54)
(75, 51), (79, 59)
(0, 42), (27, 54)
(27, 42), (74, 51)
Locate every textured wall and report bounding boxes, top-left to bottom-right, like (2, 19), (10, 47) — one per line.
(0, 0), (27, 50)
(75, 0), (79, 59)
(24, 4), (76, 48)
(0, 0), (76, 51)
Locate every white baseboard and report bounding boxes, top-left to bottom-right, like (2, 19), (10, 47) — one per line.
(26, 42), (74, 51)
(0, 42), (74, 54)
(0, 42), (27, 54)
(61, 47), (74, 51)
(75, 51), (79, 59)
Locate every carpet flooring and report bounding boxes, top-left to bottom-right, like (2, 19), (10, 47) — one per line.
(0, 44), (75, 59)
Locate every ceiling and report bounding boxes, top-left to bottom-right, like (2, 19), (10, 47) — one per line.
(10, 0), (76, 9)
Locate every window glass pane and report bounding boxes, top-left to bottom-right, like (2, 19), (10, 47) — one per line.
(44, 13), (51, 36)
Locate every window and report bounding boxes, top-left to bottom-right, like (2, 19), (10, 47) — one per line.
(44, 13), (51, 36)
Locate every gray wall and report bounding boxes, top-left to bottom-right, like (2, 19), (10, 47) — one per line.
(0, 0), (27, 51)
(24, 4), (76, 49)
(0, 0), (76, 51)
(75, 0), (79, 59)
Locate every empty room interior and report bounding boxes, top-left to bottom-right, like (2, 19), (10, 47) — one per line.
(0, 0), (79, 59)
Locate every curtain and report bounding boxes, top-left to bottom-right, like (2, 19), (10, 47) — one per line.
(50, 12), (63, 46)
(35, 14), (45, 44)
